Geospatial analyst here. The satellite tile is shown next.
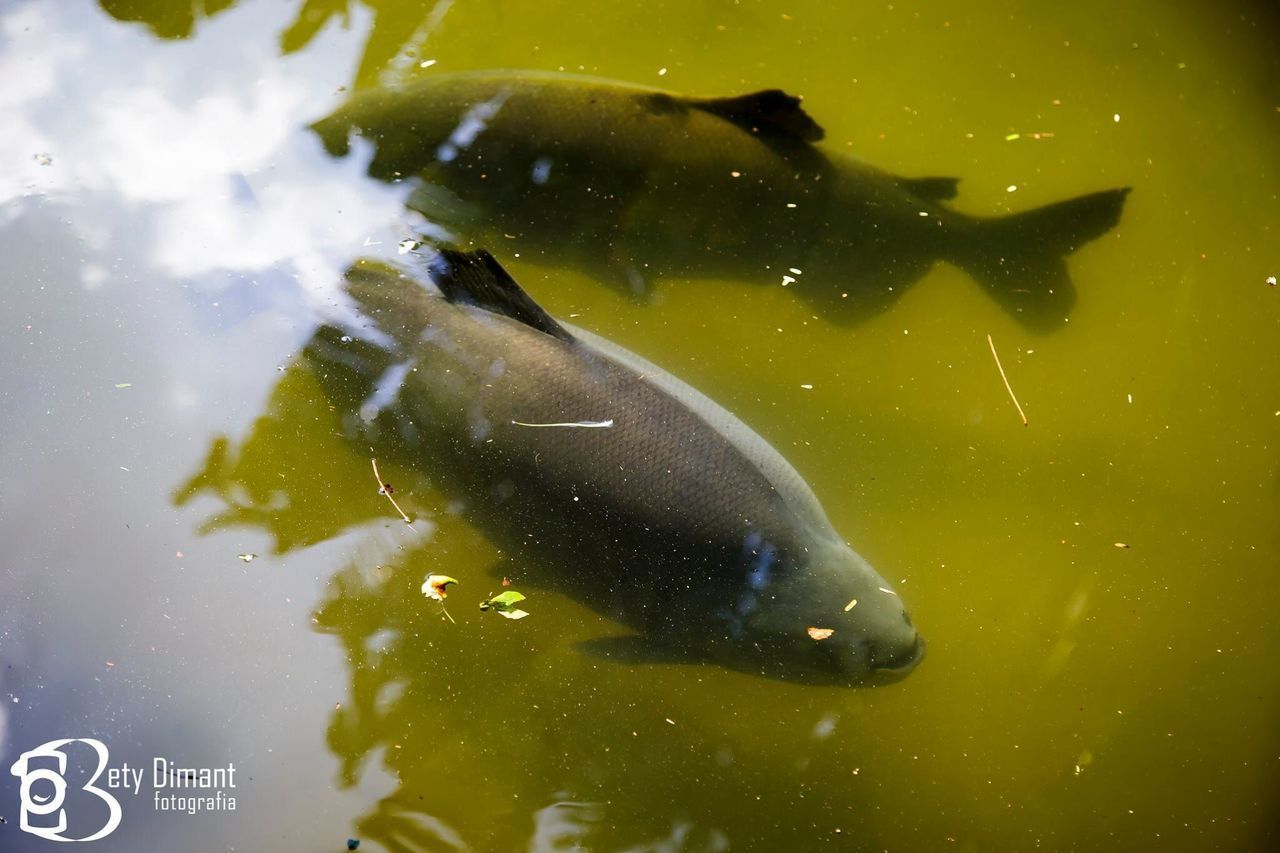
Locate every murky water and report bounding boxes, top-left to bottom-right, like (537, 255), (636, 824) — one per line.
(2, 1), (1278, 850)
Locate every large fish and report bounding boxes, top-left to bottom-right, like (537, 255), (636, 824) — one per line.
(335, 248), (923, 685)
(312, 71), (1130, 330)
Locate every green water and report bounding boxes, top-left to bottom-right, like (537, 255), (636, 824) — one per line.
(1, 1), (1278, 850)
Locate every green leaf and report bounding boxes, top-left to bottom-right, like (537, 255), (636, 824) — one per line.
(488, 591), (526, 609)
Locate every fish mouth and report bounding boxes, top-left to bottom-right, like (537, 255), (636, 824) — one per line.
(869, 634), (926, 677)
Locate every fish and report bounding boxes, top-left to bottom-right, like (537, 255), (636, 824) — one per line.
(335, 247), (923, 685)
(311, 70), (1130, 331)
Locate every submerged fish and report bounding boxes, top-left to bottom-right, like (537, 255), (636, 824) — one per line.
(312, 71), (1130, 330)
(337, 248), (923, 685)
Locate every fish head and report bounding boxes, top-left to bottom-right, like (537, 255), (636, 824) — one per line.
(715, 535), (923, 685)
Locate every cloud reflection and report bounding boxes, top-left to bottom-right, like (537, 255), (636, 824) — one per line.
(0, 0), (409, 309)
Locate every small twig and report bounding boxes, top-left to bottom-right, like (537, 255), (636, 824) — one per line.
(371, 457), (413, 524)
(987, 334), (1028, 426)
(439, 603), (456, 624)
(510, 419), (614, 429)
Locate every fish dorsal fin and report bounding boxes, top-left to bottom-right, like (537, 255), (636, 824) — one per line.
(426, 249), (575, 343)
(688, 90), (824, 143)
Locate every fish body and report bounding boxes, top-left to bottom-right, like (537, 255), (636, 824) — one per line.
(341, 249), (922, 684)
(313, 71), (1129, 329)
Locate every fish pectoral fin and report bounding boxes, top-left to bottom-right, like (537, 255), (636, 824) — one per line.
(687, 90), (825, 143)
(575, 634), (704, 666)
(426, 248), (576, 344)
(897, 175), (962, 202)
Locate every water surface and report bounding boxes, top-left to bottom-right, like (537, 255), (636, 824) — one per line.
(1, 0), (1278, 850)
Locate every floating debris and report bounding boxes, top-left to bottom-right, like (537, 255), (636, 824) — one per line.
(237, 553), (257, 563)
(397, 238), (422, 255)
(348, 840), (361, 851)
(421, 575), (458, 601)
(1114, 542), (1131, 549)
(511, 419), (613, 429)
(371, 458), (412, 524)
(419, 59), (436, 68)
(114, 382), (132, 389)
(800, 384), (813, 390)
(844, 598), (858, 612)
(1006, 184), (1018, 193)
(807, 627), (835, 641)
(480, 590), (529, 620)
(987, 334), (1028, 426)
(1267, 275), (1277, 287)
(421, 575), (458, 623)
(33, 153), (52, 166)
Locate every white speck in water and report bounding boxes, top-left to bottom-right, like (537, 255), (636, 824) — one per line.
(1127, 393), (1133, 404)
(398, 238), (421, 254)
(812, 713), (839, 739)
(1006, 184), (1018, 193)
(1113, 113), (1121, 123)
(782, 275), (796, 286)
(918, 210), (929, 216)
(1267, 275), (1277, 286)
(800, 384), (813, 390)
(730, 170), (742, 178)
(786, 202), (797, 208)
(788, 267), (802, 275)
(340, 335), (353, 343)
(530, 156), (553, 185)
(419, 59), (436, 68)
(658, 67), (668, 76)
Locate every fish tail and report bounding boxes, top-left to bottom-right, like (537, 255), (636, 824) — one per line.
(948, 187), (1130, 331)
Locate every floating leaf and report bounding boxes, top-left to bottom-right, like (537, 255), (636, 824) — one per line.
(422, 574), (459, 601)
(807, 627), (835, 641)
(481, 589), (529, 618)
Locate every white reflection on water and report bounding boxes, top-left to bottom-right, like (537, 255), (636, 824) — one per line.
(0, 0), (408, 305)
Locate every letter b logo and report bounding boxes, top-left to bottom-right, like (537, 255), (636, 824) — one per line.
(9, 738), (122, 842)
